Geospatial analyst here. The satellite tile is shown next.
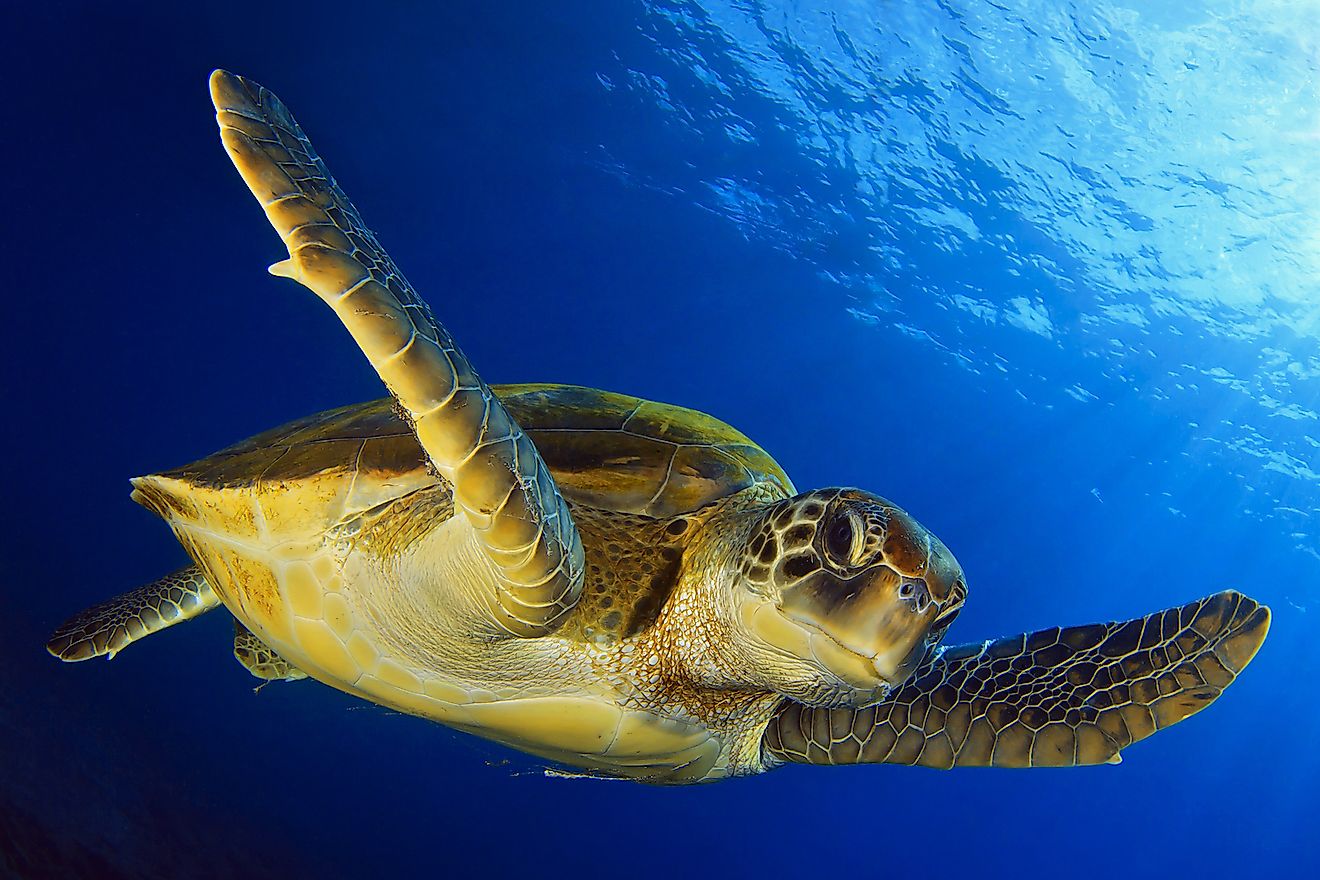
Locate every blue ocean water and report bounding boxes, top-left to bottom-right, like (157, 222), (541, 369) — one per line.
(3, 1), (1316, 876)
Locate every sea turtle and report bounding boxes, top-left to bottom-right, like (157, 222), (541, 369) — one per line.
(47, 71), (1270, 784)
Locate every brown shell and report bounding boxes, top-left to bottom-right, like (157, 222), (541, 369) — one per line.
(159, 383), (795, 518)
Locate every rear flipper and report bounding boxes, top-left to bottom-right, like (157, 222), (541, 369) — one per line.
(47, 566), (219, 661)
(233, 618), (306, 689)
(764, 590), (1270, 769)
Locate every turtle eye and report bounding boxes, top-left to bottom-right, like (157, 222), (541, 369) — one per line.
(824, 509), (863, 568)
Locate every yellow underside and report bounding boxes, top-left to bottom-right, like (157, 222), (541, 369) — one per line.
(132, 472), (731, 782)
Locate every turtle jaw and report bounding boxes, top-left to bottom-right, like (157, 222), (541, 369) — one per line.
(782, 604), (923, 693)
(867, 623), (929, 688)
(777, 567), (942, 692)
(738, 594), (929, 707)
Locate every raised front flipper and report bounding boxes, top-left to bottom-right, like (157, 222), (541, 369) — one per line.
(233, 619), (307, 687)
(47, 566), (219, 661)
(209, 70), (583, 637)
(764, 590), (1269, 769)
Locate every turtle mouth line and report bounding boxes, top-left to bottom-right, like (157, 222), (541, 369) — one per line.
(778, 606), (900, 686)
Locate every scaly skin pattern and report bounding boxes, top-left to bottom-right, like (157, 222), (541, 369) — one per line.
(764, 590), (1269, 769)
(46, 566), (218, 660)
(233, 618), (307, 684)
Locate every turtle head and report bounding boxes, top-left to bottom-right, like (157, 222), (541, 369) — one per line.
(734, 489), (966, 706)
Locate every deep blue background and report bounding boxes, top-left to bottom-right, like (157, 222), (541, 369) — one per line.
(2, 2), (1315, 878)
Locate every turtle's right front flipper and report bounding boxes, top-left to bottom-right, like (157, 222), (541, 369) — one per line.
(764, 591), (1269, 769)
(233, 619), (306, 687)
(209, 70), (583, 638)
(47, 566), (219, 661)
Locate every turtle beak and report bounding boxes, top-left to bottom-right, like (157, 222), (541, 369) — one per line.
(871, 578), (965, 687)
(867, 580), (963, 688)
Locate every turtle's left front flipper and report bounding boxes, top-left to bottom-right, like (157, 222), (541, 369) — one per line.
(764, 590), (1269, 769)
(208, 70), (583, 637)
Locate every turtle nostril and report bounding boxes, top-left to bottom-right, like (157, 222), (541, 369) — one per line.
(898, 578), (929, 612)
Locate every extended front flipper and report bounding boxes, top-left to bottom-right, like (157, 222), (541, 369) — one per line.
(764, 590), (1269, 769)
(209, 70), (583, 637)
(47, 566), (219, 661)
(233, 619), (307, 688)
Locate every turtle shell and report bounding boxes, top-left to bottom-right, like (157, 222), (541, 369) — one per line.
(161, 383), (795, 519)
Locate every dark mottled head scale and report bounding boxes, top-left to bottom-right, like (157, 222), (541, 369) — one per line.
(745, 490), (856, 588)
(743, 489), (835, 591)
(743, 489), (929, 581)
